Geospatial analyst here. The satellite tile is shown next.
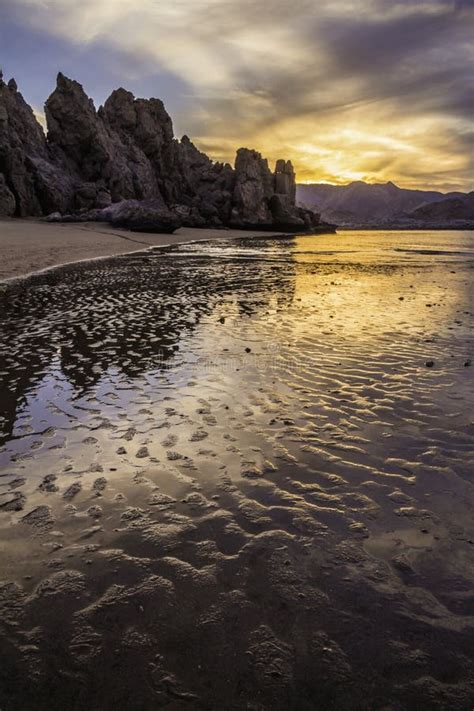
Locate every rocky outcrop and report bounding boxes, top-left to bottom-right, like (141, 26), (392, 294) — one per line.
(230, 149), (319, 231)
(274, 159), (296, 202)
(0, 73), (50, 216)
(0, 70), (326, 232)
(270, 159), (305, 230)
(100, 87), (173, 202)
(0, 72), (100, 217)
(46, 198), (182, 234)
(0, 174), (15, 216)
(171, 136), (235, 227)
(45, 76), (237, 227)
(231, 149), (274, 227)
(45, 74), (155, 205)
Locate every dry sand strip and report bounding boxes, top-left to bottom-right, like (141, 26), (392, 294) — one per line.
(0, 219), (292, 282)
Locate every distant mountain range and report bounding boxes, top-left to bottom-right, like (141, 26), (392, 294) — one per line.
(296, 181), (474, 228)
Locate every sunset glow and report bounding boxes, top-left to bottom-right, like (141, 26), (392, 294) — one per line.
(1, 0), (473, 190)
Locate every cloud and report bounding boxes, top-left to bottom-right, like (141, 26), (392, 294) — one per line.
(2, 0), (473, 190)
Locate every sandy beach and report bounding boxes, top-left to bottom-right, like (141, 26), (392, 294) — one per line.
(0, 219), (289, 282)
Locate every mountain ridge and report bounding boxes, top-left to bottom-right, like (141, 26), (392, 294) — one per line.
(296, 180), (471, 227)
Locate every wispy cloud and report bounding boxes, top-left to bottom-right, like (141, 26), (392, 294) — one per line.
(3, 0), (473, 190)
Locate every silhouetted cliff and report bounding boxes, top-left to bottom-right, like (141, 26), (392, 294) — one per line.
(0, 71), (326, 233)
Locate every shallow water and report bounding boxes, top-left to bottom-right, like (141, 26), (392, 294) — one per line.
(0, 230), (473, 710)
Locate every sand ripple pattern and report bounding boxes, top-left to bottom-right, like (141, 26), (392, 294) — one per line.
(0, 230), (473, 710)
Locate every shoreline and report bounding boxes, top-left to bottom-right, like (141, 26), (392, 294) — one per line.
(337, 224), (474, 231)
(0, 219), (297, 285)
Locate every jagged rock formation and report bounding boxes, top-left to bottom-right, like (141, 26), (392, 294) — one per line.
(270, 159), (304, 229)
(231, 149), (318, 230)
(0, 74), (45, 217)
(0, 174), (15, 216)
(231, 148), (274, 226)
(0, 73), (94, 217)
(0, 71), (325, 232)
(0, 74), (68, 216)
(46, 76), (155, 206)
(175, 136), (235, 227)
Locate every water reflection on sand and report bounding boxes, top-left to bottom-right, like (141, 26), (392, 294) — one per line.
(0, 230), (473, 710)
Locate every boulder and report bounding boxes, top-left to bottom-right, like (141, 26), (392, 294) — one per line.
(172, 203), (207, 228)
(103, 200), (182, 233)
(269, 194), (305, 231)
(32, 156), (76, 214)
(45, 211), (63, 222)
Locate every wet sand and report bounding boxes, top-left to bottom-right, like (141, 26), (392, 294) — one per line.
(0, 219), (290, 282)
(0, 230), (473, 709)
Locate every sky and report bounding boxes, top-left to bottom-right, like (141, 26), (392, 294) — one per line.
(1, 0), (473, 192)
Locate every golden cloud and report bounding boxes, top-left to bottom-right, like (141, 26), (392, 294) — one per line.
(9, 0), (474, 191)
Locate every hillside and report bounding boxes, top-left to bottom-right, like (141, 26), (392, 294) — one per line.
(296, 181), (467, 226)
(407, 191), (474, 224)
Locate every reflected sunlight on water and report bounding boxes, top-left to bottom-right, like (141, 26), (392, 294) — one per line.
(0, 230), (473, 709)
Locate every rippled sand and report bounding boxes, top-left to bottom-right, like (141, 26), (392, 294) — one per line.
(0, 230), (473, 709)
